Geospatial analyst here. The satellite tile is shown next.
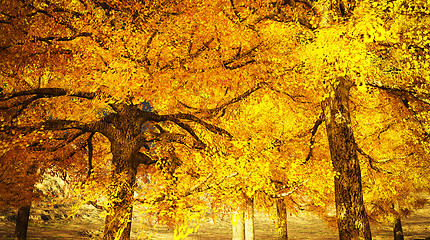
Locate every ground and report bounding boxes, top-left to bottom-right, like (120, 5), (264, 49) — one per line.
(0, 201), (429, 240)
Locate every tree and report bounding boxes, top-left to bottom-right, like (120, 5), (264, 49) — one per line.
(0, 1), (276, 239)
(0, 146), (40, 240)
(0, 114), (94, 240)
(2, 1), (429, 240)
(276, 198), (288, 240)
(202, 0), (430, 239)
(297, 0), (430, 239)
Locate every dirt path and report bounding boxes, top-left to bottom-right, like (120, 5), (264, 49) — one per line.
(1, 204), (429, 240)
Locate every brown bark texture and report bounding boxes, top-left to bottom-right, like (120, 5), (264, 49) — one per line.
(14, 205), (31, 240)
(394, 217), (404, 240)
(276, 199), (288, 240)
(323, 77), (372, 240)
(103, 122), (141, 240)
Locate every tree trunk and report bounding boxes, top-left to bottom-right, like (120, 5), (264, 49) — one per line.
(322, 76), (372, 240)
(394, 217), (404, 240)
(14, 204), (31, 240)
(244, 197), (254, 240)
(232, 210), (245, 240)
(103, 168), (136, 240)
(276, 199), (288, 240)
(103, 142), (139, 240)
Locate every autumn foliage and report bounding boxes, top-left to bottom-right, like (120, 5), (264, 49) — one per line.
(1, 0), (430, 240)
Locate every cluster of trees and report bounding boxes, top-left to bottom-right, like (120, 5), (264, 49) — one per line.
(1, 0), (429, 240)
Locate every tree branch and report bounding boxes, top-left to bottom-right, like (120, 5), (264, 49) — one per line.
(355, 144), (413, 174)
(267, 84), (311, 104)
(302, 113), (324, 164)
(5, 119), (118, 142)
(183, 173), (213, 197)
(7, 95), (39, 123)
(229, 0), (245, 23)
(271, 179), (309, 198)
(165, 113), (232, 139)
(201, 81), (268, 117)
(135, 152), (157, 166)
(29, 130), (87, 152)
(87, 132), (95, 178)
(366, 79), (430, 106)
(0, 88), (96, 101)
(222, 43), (261, 70)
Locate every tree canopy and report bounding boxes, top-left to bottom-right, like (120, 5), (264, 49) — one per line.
(1, 0), (430, 240)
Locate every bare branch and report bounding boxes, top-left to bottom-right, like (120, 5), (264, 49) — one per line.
(165, 113), (232, 139)
(366, 79), (430, 106)
(0, 88), (96, 101)
(267, 84), (311, 104)
(88, 200), (106, 211)
(142, 30), (158, 60)
(183, 172), (239, 197)
(271, 179), (309, 198)
(30, 130), (87, 152)
(4, 119), (118, 142)
(183, 173), (213, 196)
(222, 43), (261, 70)
(158, 38), (214, 71)
(186, 38), (215, 61)
(376, 153), (414, 164)
(229, 0), (245, 22)
(367, 79), (430, 139)
(159, 117), (206, 148)
(355, 144), (413, 174)
(204, 81), (268, 117)
(49, 138), (87, 162)
(135, 152), (157, 166)
(302, 113), (324, 164)
(8, 95), (39, 123)
(87, 132), (95, 178)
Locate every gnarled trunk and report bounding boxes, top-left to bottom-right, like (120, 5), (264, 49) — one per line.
(14, 204), (31, 240)
(323, 77), (372, 240)
(103, 141), (139, 240)
(276, 199), (288, 240)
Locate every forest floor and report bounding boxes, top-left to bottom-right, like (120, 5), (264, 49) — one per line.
(0, 201), (430, 240)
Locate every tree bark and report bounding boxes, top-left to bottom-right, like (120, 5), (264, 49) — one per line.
(14, 204), (31, 240)
(244, 197), (254, 240)
(322, 76), (372, 240)
(103, 141), (139, 240)
(232, 210), (245, 240)
(276, 199), (288, 240)
(394, 217), (404, 240)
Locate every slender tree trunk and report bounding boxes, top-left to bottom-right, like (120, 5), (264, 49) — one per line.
(232, 210), (245, 240)
(244, 196), (254, 240)
(394, 217), (404, 240)
(276, 199), (288, 240)
(103, 142), (138, 240)
(322, 76), (372, 240)
(14, 204), (31, 240)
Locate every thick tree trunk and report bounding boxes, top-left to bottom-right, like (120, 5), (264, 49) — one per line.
(276, 199), (288, 240)
(323, 77), (372, 240)
(103, 142), (139, 240)
(394, 217), (404, 240)
(232, 210), (245, 240)
(14, 204), (31, 240)
(103, 168), (136, 240)
(244, 197), (254, 240)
